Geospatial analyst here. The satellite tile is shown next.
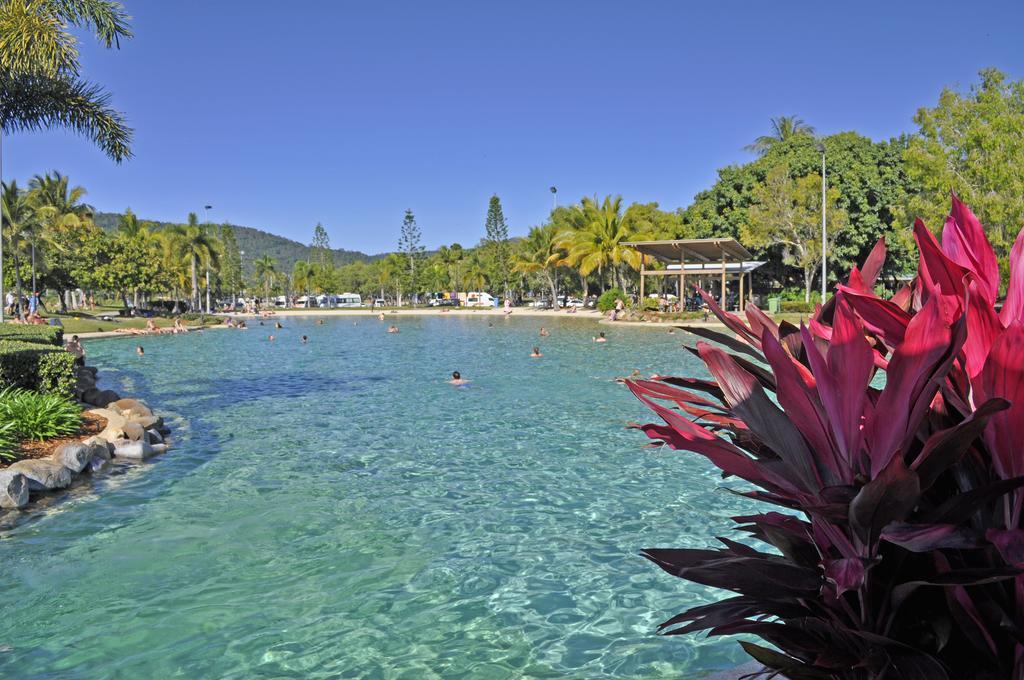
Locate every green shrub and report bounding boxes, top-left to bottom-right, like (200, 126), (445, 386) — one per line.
(0, 340), (78, 396)
(0, 323), (63, 347)
(0, 387), (81, 441)
(0, 421), (17, 461)
(178, 312), (206, 322)
(597, 288), (627, 312)
(641, 298), (660, 312)
(779, 300), (816, 314)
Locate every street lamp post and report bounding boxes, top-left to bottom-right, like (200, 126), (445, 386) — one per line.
(204, 204), (213, 313)
(550, 186), (557, 211)
(816, 143), (827, 303)
(238, 250), (245, 309)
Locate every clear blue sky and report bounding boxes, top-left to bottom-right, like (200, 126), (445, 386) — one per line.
(5, 0), (1023, 254)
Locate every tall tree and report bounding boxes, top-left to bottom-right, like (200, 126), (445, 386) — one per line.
(219, 223), (243, 303)
(513, 223), (564, 306)
(904, 68), (1024, 254)
(742, 164), (847, 303)
(557, 195), (646, 293)
(1, 180), (40, 318)
(310, 222), (335, 298)
(253, 254), (277, 306)
(397, 209), (424, 305)
(745, 115), (816, 156)
(168, 213), (220, 311)
(483, 194), (510, 296)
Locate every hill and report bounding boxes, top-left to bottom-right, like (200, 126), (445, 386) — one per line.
(92, 212), (384, 274)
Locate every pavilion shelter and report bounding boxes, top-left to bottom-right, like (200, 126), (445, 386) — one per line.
(624, 238), (765, 312)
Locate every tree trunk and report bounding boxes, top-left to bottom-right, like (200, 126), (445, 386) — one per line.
(580, 272), (589, 300)
(13, 254), (24, 321)
(546, 270), (558, 307)
(190, 254), (199, 311)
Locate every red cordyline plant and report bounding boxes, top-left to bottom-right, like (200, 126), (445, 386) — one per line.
(628, 196), (1024, 679)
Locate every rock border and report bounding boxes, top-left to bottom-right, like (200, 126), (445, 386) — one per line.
(0, 365), (171, 510)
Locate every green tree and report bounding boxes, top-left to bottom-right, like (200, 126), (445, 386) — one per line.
(0, 0), (133, 160)
(1, 180), (41, 317)
(745, 115), (816, 156)
(253, 254), (278, 306)
(557, 195), (647, 293)
(742, 164), (848, 303)
(482, 194), (510, 296)
(168, 213), (220, 311)
(904, 68), (1024, 254)
(513, 223), (564, 305)
(219, 223), (243, 303)
(308, 222), (335, 298)
(292, 260), (313, 297)
(397, 209), (424, 305)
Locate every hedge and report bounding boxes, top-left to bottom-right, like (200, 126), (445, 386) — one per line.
(0, 324), (63, 347)
(780, 300), (817, 314)
(0, 340), (77, 397)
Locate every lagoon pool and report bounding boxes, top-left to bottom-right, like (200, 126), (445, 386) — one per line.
(0, 316), (750, 678)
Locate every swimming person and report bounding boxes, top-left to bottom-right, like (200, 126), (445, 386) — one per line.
(136, 345), (145, 357)
(448, 371), (469, 386)
(530, 346), (542, 358)
(301, 335), (308, 343)
(275, 322), (283, 329)
(539, 327), (549, 337)
(593, 331), (607, 343)
(269, 335), (275, 342)
(378, 313), (385, 321)
(387, 325), (400, 333)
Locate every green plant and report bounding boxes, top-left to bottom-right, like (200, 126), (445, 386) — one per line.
(0, 421), (18, 462)
(0, 387), (80, 441)
(597, 288), (627, 312)
(640, 297), (660, 312)
(627, 196), (1024, 678)
(0, 340), (77, 395)
(0, 323), (63, 346)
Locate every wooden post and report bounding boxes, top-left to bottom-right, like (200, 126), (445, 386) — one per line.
(747, 272), (753, 308)
(639, 257), (645, 302)
(738, 267), (745, 312)
(679, 251), (686, 310)
(720, 251), (727, 310)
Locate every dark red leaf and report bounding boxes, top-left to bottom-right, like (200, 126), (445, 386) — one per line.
(881, 522), (984, 552)
(849, 456), (920, 548)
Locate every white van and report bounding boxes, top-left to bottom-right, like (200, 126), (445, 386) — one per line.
(464, 292), (496, 308)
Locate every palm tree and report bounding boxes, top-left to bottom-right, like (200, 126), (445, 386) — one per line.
(557, 195), (646, 293)
(27, 171), (92, 297)
(461, 252), (489, 293)
(513, 223), (564, 306)
(168, 213), (220, 312)
(0, 1), (133, 161)
(253, 254), (278, 307)
(292, 260), (313, 300)
(745, 115), (816, 156)
(1, 181), (43, 319)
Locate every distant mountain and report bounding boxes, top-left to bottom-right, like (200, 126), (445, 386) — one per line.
(92, 212), (385, 274)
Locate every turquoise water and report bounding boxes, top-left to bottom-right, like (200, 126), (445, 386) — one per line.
(0, 316), (750, 678)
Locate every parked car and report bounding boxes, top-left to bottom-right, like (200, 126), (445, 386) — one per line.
(530, 298), (554, 309)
